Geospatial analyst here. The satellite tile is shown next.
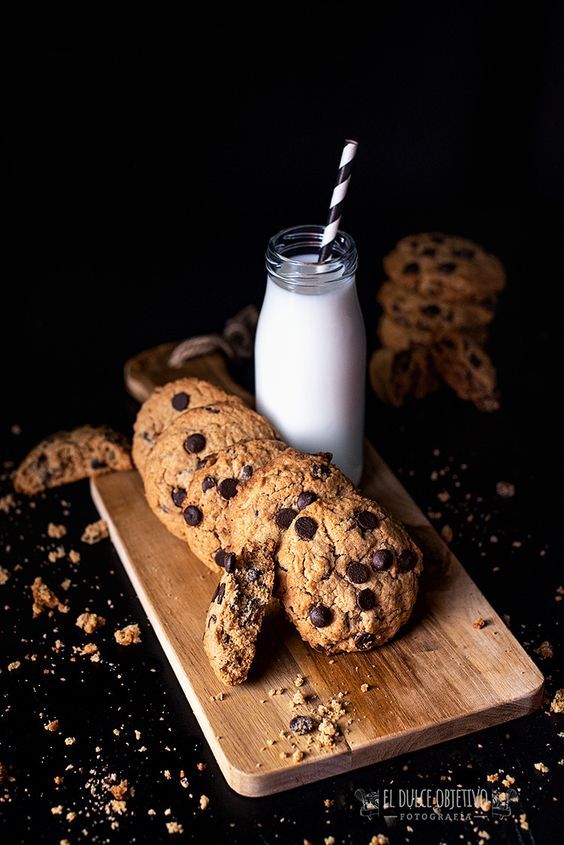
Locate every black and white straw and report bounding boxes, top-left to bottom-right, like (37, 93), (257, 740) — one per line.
(318, 139), (358, 262)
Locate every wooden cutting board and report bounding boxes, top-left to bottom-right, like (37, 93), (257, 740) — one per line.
(90, 350), (543, 797)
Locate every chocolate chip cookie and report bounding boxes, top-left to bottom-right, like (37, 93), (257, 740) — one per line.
(369, 347), (439, 407)
(183, 439), (287, 571)
(143, 401), (280, 540)
(133, 377), (237, 477)
(204, 539), (277, 685)
(225, 448), (355, 556)
(378, 280), (495, 333)
(276, 494), (423, 653)
(430, 332), (500, 412)
(384, 232), (505, 303)
(14, 426), (132, 495)
(378, 315), (487, 352)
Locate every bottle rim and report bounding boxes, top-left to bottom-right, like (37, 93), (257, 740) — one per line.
(266, 224), (358, 287)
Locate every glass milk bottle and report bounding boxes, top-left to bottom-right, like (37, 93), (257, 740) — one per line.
(255, 224), (366, 484)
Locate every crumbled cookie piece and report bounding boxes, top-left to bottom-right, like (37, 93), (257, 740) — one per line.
(534, 762), (549, 773)
(81, 519), (109, 545)
(14, 425), (132, 495)
(114, 624), (141, 646)
(69, 549), (81, 564)
(534, 641), (553, 659)
(0, 567), (10, 585)
(47, 523), (67, 539)
(166, 821), (184, 834)
(76, 612), (106, 634)
(44, 720), (59, 732)
(7, 661), (21, 671)
(199, 795), (209, 810)
(550, 689), (564, 713)
(0, 494), (16, 514)
(30, 577), (69, 617)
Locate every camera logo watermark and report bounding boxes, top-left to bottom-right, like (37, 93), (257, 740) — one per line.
(355, 786), (518, 822)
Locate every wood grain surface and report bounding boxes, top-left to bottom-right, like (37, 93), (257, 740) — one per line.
(92, 350), (543, 797)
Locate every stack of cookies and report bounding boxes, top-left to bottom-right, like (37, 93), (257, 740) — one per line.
(132, 377), (423, 685)
(370, 232), (505, 411)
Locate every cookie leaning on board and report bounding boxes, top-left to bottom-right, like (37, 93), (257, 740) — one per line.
(371, 232), (505, 410)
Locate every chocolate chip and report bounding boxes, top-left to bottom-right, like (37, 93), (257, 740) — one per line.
(397, 549), (417, 572)
(184, 433), (206, 453)
(223, 553), (237, 573)
(203, 406), (221, 414)
(171, 488), (186, 507)
(357, 588), (376, 610)
(421, 247), (436, 256)
(214, 549), (237, 572)
(171, 392), (190, 411)
(183, 505), (202, 526)
(290, 715), (315, 735)
(309, 604), (332, 627)
(91, 459), (107, 469)
(469, 352), (482, 368)
(429, 233), (445, 243)
(202, 475), (216, 492)
(296, 491), (317, 510)
(218, 478), (238, 499)
(246, 568), (259, 582)
(295, 516), (317, 540)
(196, 458), (208, 469)
(212, 582), (225, 604)
(207, 613), (216, 627)
(438, 262), (457, 274)
(240, 464), (253, 480)
(311, 462), (330, 481)
(372, 549), (394, 571)
(452, 247), (475, 259)
(275, 507), (297, 530)
(421, 304), (441, 316)
(356, 510), (380, 531)
(402, 261), (419, 273)
(355, 632), (375, 650)
(142, 431), (154, 443)
(346, 562), (370, 584)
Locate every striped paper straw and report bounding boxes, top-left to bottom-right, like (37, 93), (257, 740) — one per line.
(318, 139), (358, 262)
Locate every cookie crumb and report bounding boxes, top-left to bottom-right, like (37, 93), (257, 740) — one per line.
(486, 773), (499, 783)
(0, 494), (16, 514)
(268, 687), (285, 696)
(292, 691), (306, 707)
(550, 689), (564, 713)
(199, 794), (209, 810)
(196, 762), (206, 772)
(0, 567), (10, 585)
(441, 524), (453, 543)
(473, 617), (487, 630)
(114, 624), (141, 646)
(7, 661), (21, 671)
(30, 577), (68, 617)
(47, 523), (67, 539)
(44, 720), (59, 732)
(166, 821), (184, 834)
(534, 762), (549, 773)
(294, 674), (305, 687)
(81, 519), (109, 545)
(69, 549), (81, 564)
(496, 480), (515, 498)
(534, 641), (553, 659)
(48, 546), (66, 563)
(360, 683), (370, 693)
(293, 749), (304, 763)
(64, 737), (76, 746)
(369, 836), (390, 845)
(76, 612), (106, 634)
(520, 813), (529, 830)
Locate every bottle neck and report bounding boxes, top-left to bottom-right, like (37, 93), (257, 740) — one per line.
(266, 225), (358, 293)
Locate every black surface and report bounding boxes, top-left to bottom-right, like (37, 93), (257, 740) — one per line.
(2, 13), (563, 844)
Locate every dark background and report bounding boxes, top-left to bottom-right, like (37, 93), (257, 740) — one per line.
(1, 6), (563, 844)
